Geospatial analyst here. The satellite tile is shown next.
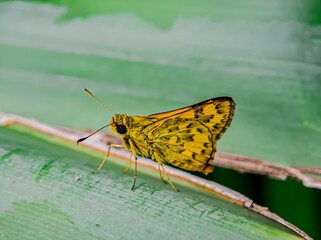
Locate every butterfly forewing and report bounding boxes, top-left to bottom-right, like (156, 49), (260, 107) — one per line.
(148, 97), (235, 140)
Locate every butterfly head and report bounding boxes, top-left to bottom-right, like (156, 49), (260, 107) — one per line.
(110, 113), (129, 136)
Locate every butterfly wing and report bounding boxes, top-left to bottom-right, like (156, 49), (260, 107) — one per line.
(148, 97), (235, 140)
(146, 97), (235, 174)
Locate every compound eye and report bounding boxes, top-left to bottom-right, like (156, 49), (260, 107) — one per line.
(116, 124), (127, 134)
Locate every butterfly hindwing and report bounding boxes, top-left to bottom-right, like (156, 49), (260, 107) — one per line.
(148, 118), (215, 173)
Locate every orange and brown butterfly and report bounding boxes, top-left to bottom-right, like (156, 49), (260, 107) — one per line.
(78, 89), (235, 191)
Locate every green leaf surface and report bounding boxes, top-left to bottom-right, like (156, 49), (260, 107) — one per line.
(0, 126), (300, 240)
(0, 0), (321, 169)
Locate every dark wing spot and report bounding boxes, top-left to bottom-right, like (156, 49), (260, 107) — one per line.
(178, 149), (184, 154)
(213, 124), (220, 130)
(203, 142), (210, 148)
(185, 129), (192, 134)
(217, 110), (223, 114)
(202, 115), (214, 123)
(186, 123), (194, 128)
(192, 152), (196, 159)
(185, 159), (192, 165)
(203, 118), (211, 123)
(186, 135), (194, 141)
(194, 107), (204, 115)
(197, 128), (203, 133)
(215, 104), (221, 109)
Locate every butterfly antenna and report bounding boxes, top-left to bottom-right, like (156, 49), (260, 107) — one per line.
(77, 123), (110, 145)
(84, 89), (116, 114)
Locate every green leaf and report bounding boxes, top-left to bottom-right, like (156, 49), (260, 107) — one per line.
(0, 126), (301, 239)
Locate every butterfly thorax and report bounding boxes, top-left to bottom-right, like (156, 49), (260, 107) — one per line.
(109, 113), (155, 157)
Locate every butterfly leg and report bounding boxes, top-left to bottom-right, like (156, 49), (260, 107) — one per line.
(153, 152), (179, 191)
(158, 164), (167, 184)
(128, 139), (138, 191)
(92, 144), (124, 174)
(160, 164), (180, 192)
(122, 152), (132, 174)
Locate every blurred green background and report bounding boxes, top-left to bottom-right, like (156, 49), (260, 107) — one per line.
(0, 0), (320, 238)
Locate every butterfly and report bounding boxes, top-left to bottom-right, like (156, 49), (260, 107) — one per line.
(78, 89), (235, 191)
